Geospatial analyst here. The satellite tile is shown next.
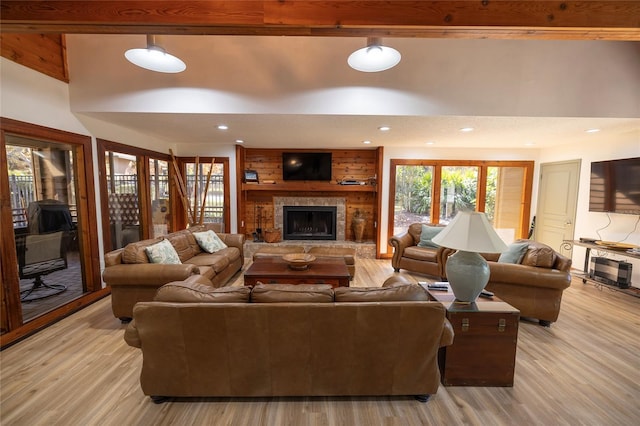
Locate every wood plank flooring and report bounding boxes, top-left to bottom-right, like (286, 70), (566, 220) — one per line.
(2, 259), (640, 425)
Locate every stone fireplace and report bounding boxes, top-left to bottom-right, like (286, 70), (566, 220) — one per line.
(283, 206), (337, 240)
(274, 197), (346, 241)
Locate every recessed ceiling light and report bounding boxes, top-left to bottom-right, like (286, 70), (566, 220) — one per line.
(460, 127), (474, 132)
(378, 126), (391, 132)
(524, 142), (536, 146)
(217, 124), (228, 130)
(585, 128), (600, 133)
(425, 141), (435, 145)
(235, 139), (244, 144)
(363, 140), (372, 144)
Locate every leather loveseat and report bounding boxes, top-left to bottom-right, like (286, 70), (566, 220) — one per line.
(481, 239), (572, 326)
(389, 223), (453, 279)
(124, 279), (454, 402)
(103, 224), (244, 321)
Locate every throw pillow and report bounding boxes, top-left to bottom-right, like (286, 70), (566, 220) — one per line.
(521, 246), (556, 268)
(193, 230), (228, 253)
(498, 242), (529, 264)
(417, 225), (442, 248)
(145, 239), (181, 264)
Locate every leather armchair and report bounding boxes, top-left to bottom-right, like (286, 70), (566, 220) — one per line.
(482, 240), (572, 326)
(389, 223), (453, 279)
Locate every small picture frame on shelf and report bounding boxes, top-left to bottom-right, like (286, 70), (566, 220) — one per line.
(244, 169), (259, 183)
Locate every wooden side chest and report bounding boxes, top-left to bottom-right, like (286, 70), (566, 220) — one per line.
(423, 286), (520, 386)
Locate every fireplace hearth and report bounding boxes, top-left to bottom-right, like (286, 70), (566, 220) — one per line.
(283, 206), (337, 240)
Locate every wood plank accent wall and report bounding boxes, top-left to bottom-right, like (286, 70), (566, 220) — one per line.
(238, 147), (380, 245)
(0, 33), (68, 82)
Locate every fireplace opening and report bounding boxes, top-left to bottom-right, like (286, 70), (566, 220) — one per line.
(283, 206), (337, 240)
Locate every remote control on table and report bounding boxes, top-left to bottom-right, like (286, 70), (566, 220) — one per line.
(479, 290), (494, 298)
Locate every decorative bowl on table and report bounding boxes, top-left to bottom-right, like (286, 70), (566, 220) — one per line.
(282, 253), (316, 270)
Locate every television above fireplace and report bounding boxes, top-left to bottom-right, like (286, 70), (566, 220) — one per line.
(282, 152), (332, 181)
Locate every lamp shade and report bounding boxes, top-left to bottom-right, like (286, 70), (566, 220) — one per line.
(125, 35), (186, 73)
(348, 37), (401, 72)
(432, 211), (507, 303)
(431, 211), (507, 253)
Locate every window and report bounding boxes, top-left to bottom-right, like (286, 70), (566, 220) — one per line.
(389, 160), (533, 249)
(180, 157), (230, 230)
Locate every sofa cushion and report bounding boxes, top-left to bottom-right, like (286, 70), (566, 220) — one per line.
(121, 237), (163, 264)
(402, 246), (439, 262)
(250, 283), (334, 303)
(193, 230), (228, 253)
(155, 281), (251, 303)
(417, 225), (443, 248)
(186, 253), (231, 273)
(145, 239), (182, 264)
(521, 246), (556, 268)
(166, 230), (200, 262)
(498, 242), (529, 264)
(334, 284), (428, 302)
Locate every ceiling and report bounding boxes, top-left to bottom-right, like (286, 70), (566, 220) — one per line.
(66, 35), (639, 150)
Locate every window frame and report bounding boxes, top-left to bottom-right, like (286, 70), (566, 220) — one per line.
(388, 159), (534, 252)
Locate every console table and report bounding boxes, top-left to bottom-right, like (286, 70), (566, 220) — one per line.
(421, 284), (520, 386)
(562, 240), (640, 283)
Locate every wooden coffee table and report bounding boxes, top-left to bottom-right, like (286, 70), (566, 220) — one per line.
(244, 257), (350, 287)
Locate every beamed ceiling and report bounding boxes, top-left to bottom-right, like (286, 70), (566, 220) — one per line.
(1, 1), (639, 150)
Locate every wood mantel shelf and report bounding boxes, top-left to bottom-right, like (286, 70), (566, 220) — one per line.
(241, 183), (376, 192)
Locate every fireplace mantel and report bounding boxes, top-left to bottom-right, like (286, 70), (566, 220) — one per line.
(241, 182), (375, 192)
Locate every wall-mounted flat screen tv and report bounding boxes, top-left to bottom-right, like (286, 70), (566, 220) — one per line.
(589, 157), (640, 215)
(282, 152), (332, 181)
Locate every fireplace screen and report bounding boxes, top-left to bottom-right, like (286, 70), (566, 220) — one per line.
(283, 206), (337, 240)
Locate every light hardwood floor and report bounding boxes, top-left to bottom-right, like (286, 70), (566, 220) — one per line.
(1, 259), (639, 425)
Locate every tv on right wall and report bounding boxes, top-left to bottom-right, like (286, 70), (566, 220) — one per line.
(589, 157), (640, 215)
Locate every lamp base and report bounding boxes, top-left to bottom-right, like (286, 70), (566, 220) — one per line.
(445, 250), (490, 302)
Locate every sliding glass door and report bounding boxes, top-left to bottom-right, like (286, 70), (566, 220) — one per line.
(98, 140), (174, 253)
(1, 118), (101, 343)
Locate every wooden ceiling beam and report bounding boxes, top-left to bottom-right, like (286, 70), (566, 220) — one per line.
(1, 1), (638, 40)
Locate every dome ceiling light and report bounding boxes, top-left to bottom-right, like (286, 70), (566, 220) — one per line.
(348, 37), (401, 72)
(125, 35), (186, 73)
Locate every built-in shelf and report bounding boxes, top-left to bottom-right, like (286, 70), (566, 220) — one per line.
(241, 183), (377, 192)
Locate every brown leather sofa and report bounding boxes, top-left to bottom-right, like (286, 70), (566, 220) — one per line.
(124, 280), (454, 402)
(481, 240), (572, 326)
(103, 224), (244, 321)
(389, 223), (453, 279)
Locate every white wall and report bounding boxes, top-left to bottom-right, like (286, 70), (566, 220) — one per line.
(0, 59), (180, 279)
(538, 136), (640, 287)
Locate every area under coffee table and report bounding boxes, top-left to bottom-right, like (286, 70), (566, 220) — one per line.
(244, 257), (350, 287)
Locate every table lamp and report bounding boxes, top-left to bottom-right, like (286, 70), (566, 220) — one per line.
(431, 211), (508, 302)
